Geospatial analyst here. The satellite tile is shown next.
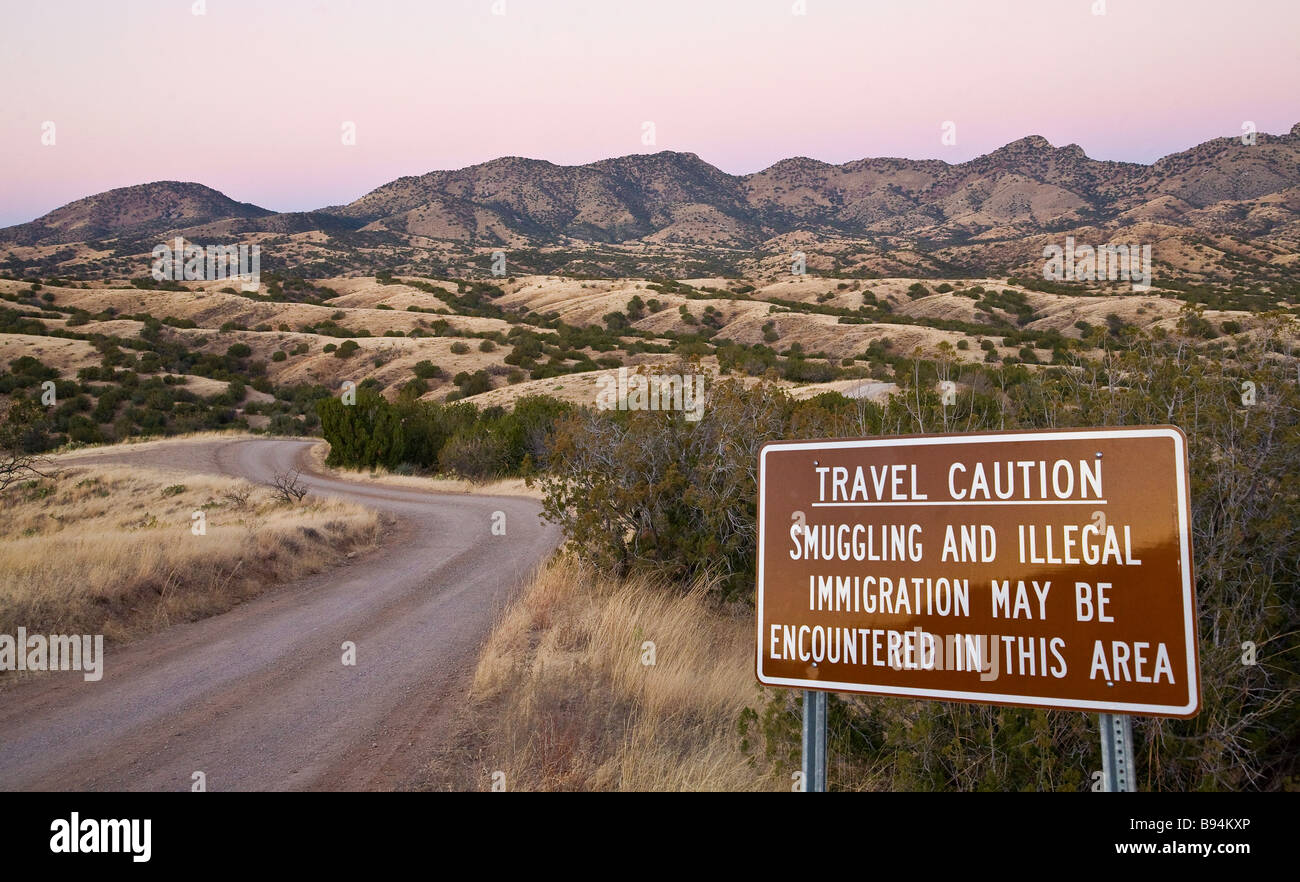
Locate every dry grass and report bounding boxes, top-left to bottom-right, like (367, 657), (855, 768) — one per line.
(0, 464), (383, 653)
(460, 555), (781, 791)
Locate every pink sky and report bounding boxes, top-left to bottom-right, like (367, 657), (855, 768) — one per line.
(2, 0), (1298, 226)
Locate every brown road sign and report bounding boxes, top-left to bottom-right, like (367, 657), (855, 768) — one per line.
(756, 427), (1200, 718)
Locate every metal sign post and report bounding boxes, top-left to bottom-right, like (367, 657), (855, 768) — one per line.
(1098, 712), (1136, 792)
(802, 690), (827, 792)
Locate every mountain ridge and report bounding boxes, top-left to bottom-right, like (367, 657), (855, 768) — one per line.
(4, 126), (1299, 285)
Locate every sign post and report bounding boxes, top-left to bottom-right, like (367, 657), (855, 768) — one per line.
(1099, 712), (1136, 792)
(757, 427), (1200, 789)
(801, 690), (827, 792)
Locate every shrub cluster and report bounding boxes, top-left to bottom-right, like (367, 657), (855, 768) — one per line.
(317, 389), (572, 479)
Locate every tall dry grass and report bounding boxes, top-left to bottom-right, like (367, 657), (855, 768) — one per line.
(464, 555), (782, 791)
(0, 465), (382, 648)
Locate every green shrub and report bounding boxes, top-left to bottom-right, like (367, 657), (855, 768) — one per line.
(455, 370), (492, 397)
(316, 388), (404, 469)
(413, 360), (444, 379)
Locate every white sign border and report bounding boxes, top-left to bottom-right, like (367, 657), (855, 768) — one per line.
(755, 426), (1200, 717)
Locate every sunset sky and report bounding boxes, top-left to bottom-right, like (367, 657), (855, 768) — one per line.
(2, 0), (1298, 226)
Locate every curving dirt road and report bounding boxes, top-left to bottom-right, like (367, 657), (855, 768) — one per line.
(0, 438), (560, 791)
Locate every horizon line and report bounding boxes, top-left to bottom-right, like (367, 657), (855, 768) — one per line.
(9, 122), (1300, 228)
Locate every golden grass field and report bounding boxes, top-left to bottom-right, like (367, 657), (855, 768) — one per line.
(0, 463), (382, 658)
(459, 555), (785, 792)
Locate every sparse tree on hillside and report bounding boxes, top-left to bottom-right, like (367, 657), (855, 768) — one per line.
(0, 398), (55, 492)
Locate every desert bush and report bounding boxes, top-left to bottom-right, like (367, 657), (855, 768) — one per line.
(449, 369), (490, 396)
(538, 370), (823, 594)
(437, 425), (512, 479)
(1, 398), (56, 490)
(413, 360), (444, 379)
(316, 387), (405, 469)
(268, 469), (309, 503)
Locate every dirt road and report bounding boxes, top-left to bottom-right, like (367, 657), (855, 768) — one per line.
(0, 438), (559, 791)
